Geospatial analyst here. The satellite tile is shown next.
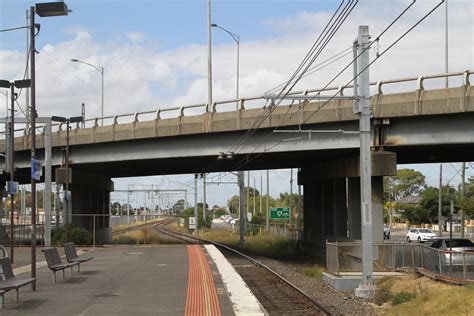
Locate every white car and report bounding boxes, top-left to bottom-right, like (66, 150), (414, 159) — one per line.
(406, 228), (437, 243)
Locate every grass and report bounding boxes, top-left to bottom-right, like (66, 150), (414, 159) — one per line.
(378, 275), (474, 315)
(111, 218), (162, 233)
(112, 220), (299, 258)
(303, 265), (325, 280)
(200, 229), (299, 258)
(112, 228), (177, 245)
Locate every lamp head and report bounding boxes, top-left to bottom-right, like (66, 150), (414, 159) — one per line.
(69, 116), (83, 123)
(211, 23), (218, 27)
(14, 79), (31, 89)
(70, 59), (78, 62)
(35, 2), (70, 17)
(0, 80), (11, 89)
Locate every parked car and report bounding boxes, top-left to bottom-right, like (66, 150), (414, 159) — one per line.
(429, 238), (474, 265)
(406, 228), (437, 243)
(383, 225), (391, 240)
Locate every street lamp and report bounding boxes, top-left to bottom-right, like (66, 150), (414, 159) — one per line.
(1, 2), (70, 288)
(28, 1), (71, 290)
(217, 151), (245, 245)
(51, 115), (83, 244)
(0, 79), (31, 264)
(70, 59), (104, 126)
(211, 23), (240, 109)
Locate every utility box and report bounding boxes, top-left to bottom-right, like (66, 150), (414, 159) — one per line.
(55, 167), (72, 184)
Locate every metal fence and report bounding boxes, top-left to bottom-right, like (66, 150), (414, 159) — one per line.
(0, 224), (45, 245)
(326, 241), (474, 282)
(110, 214), (164, 226)
(245, 223), (302, 241)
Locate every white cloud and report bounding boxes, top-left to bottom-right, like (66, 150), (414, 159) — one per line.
(127, 32), (144, 44)
(0, 0), (472, 206)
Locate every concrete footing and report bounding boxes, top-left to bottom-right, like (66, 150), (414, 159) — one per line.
(322, 271), (405, 293)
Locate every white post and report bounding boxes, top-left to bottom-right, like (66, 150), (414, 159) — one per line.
(203, 173), (206, 221)
(445, 0), (448, 88)
(207, 0), (213, 111)
(253, 177), (256, 215)
(194, 174), (198, 237)
(266, 169), (269, 231)
(238, 171), (245, 245)
(354, 25), (375, 299)
(439, 164), (443, 236)
(290, 168), (293, 228)
(44, 120), (52, 246)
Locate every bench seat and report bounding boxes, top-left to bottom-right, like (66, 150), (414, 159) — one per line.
(42, 248), (79, 283)
(0, 257), (36, 309)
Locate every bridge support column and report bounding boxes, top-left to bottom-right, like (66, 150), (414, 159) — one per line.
(299, 151), (396, 255)
(70, 171), (114, 244)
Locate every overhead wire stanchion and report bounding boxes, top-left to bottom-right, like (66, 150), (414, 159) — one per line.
(353, 25), (375, 299)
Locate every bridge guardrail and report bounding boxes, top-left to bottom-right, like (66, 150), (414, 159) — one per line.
(1, 70), (472, 137)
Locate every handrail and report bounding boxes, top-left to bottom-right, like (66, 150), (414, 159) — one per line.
(0, 70), (470, 136)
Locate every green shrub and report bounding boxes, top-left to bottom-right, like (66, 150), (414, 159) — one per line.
(391, 291), (415, 305)
(52, 225), (93, 245)
(374, 277), (394, 306)
(303, 265), (324, 279)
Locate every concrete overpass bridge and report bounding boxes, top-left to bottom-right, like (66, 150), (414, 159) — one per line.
(2, 70), (473, 245)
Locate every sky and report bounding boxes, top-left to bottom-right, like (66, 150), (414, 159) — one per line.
(1, 0), (473, 208)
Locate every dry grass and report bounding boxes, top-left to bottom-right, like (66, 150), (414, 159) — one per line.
(111, 219), (162, 232)
(303, 265), (325, 279)
(112, 228), (177, 245)
(378, 275), (474, 315)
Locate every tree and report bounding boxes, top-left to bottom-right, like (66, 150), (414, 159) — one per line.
(459, 176), (474, 217)
(111, 202), (121, 216)
(384, 169), (426, 201)
(405, 185), (459, 224)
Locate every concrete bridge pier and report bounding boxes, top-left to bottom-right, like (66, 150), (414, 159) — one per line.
(299, 151), (396, 256)
(70, 170), (114, 244)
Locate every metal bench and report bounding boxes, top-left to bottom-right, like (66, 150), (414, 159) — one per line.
(0, 257), (36, 309)
(64, 242), (93, 272)
(42, 248), (79, 283)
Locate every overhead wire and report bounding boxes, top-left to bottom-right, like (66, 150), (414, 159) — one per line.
(225, 0), (356, 156)
(230, 0), (443, 172)
(227, 1), (358, 164)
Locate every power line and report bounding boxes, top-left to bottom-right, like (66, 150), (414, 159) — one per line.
(224, 0), (358, 160)
(230, 0), (443, 172)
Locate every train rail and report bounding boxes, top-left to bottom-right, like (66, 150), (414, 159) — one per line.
(111, 219), (163, 236)
(153, 219), (331, 315)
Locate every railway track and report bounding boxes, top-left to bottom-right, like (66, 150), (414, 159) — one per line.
(153, 219), (331, 315)
(112, 219), (164, 236)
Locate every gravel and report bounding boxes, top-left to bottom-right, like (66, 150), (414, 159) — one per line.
(237, 254), (377, 316)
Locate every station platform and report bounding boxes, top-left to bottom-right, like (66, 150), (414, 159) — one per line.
(1, 244), (264, 315)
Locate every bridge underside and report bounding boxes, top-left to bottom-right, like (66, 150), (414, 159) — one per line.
(3, 113), (474, 244)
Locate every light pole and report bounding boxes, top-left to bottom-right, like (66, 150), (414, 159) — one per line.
(30, 1), (71, 290)
(0, 79), (31, 264)
(207, 0), (213, 112)
(211, 23), (240, 109)
(70, 59), (104, 126)
(52, 115), (83, 243)
(217, 152), (245, 245)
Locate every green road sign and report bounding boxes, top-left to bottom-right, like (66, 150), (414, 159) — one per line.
(269, 207), (290, 219)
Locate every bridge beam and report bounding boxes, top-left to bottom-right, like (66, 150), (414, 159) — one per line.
(299, 151), (396, 254)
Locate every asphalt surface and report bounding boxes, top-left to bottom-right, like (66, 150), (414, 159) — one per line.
(1, 244), (233, 315)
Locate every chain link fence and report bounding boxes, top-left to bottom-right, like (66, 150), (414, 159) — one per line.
(326, 241), (474, 282)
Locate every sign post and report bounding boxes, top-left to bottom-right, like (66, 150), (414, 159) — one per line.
(269, 207), (290, 220)
(188, 217), (196, 229)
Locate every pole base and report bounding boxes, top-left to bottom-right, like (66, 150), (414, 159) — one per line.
(354, 284), (376, 299)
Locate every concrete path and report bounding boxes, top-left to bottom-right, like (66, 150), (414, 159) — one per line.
(1, 245), (235, 315)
